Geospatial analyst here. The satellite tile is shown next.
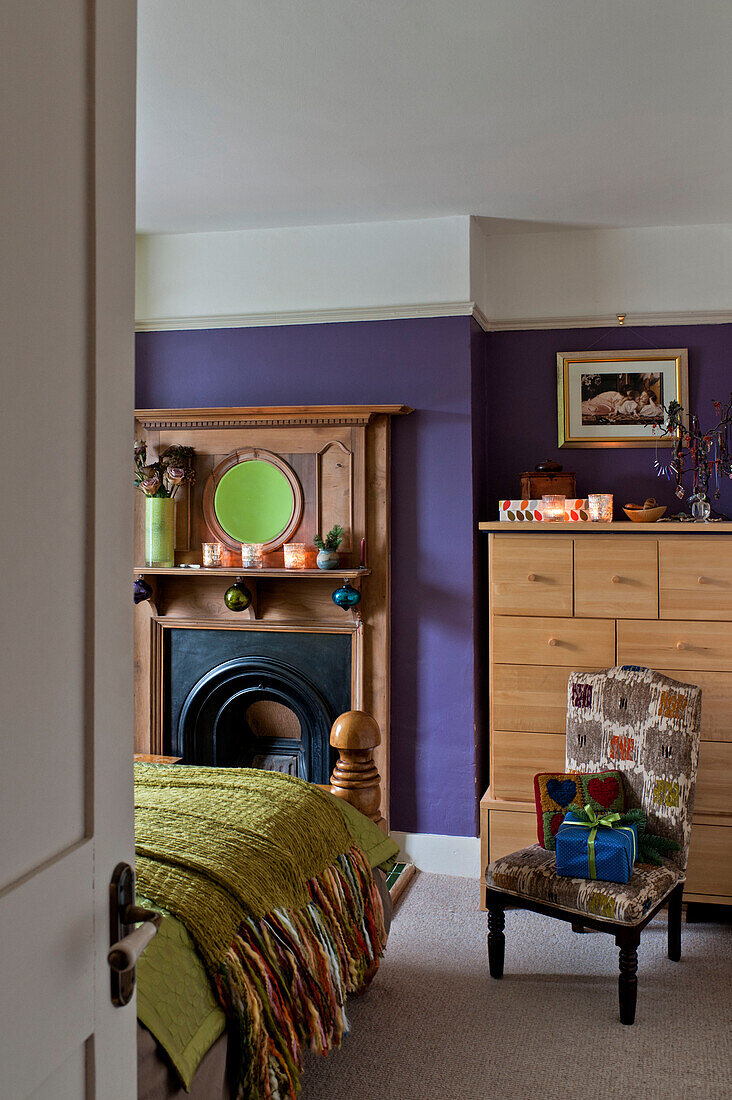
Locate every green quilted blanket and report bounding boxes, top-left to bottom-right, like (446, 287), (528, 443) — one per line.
(134, 764), (388, 1099)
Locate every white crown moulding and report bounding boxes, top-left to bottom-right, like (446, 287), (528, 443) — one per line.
(134, 304), (732, 334)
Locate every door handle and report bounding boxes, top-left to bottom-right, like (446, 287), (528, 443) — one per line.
(109, 862), (161, 1007)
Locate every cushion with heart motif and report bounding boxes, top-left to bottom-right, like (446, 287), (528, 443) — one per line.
(534, 770), (627, 849)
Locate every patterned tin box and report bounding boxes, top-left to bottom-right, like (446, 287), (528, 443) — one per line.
(498, 499), (588, 522)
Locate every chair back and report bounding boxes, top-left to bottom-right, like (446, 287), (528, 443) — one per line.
(565, 667), (701, 870)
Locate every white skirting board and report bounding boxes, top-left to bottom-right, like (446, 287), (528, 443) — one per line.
(391, 832), (481, 879)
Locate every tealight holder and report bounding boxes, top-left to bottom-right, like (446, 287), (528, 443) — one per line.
(241, 543), (264, 568)
(202, 541), (224, 567)
(541, 494), (566, 522)
(588, 493), (613, 522)
(283, 542), (310, 569)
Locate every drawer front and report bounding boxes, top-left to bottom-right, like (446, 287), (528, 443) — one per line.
(492, 730), (566, 802)
(656, 670), (732, 742)
(492, 664), (597, 733)
(490, 535), (573, 617)
(574, 537), (658, 619)
(617, 620), (732, 672)
(685, 824), (732, 898)
(660, 537), (732, 621)
(488, 809), (537, 863)
(493, 616), (616, 667)
(694, 741), (732, 817)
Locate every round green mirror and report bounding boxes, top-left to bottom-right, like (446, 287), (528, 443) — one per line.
(203, 450), (303, 551)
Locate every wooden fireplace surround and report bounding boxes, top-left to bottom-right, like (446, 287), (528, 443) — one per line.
(134, 405), (411, 826)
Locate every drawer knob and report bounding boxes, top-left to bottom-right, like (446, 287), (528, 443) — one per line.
(611, 575), (621, 584)
(547, 637), (559, 647)
(675, 641), (688, 651)
(697, 576), (709, 585)
(527, 573), (537, 582)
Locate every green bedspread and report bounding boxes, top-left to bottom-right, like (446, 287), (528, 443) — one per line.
(135, 768), (398, 1094)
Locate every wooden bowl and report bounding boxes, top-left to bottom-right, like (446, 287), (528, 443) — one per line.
(623, 505), (667, 523)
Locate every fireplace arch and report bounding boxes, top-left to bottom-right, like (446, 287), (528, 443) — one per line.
(175, 655), (334, 783)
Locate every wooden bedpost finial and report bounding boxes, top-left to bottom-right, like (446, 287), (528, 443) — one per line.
(329, 710), (383, 825)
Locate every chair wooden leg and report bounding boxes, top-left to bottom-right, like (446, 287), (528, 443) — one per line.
(618, 935), (640, 1025)
(487, 906), (505, 979)
(667, 884), (683, 962)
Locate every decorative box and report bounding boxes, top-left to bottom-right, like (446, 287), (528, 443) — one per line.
(534, 770), (626, 850)
(556, 811), (637, 883)
(519, 470), (576, 499)
(498, 499), (589, 522)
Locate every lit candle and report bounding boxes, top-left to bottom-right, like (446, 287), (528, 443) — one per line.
(587, 494), (613, 522)
(283, 543), (310, 569)
(541, 495), (566, 522)
(360, 538), (366, 567)
(202, 541), (224, 567)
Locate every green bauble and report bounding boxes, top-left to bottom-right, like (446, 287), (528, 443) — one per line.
(224, 579), (252, 612)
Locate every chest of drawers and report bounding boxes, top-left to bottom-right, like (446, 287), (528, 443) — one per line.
(479, 523), (732, 906)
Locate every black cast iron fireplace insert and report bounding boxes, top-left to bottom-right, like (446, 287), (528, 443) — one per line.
(166, 629), (352, 784)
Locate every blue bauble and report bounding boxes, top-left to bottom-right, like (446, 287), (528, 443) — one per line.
(332, 581), (361, 611)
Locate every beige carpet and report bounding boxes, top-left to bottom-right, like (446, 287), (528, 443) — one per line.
(302, 873), (732, 1100)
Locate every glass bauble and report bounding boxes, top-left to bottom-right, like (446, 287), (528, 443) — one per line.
(331, 581), (361, 611)
(224, 579), (253, 612)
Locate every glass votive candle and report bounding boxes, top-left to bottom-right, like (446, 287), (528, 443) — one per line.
(202, 541), (224, 567)
(241, 543), (264, 568)
(541, 494), (566, 522)
(283, 542), (310, 569)
(588, 493), (613, 522)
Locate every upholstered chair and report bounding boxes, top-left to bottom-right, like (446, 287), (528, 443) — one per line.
(484, 666), (702, 1024)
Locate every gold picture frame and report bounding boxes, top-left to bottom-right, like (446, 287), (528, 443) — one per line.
(557, 349), (689, 448)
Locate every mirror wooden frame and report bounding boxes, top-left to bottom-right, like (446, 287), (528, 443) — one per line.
(202, 447), (304, 551)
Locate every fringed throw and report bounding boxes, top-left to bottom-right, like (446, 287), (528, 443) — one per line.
(134, 764), (386, 1100)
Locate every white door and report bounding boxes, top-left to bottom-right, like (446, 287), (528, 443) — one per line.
(0, 2), (137, 1097)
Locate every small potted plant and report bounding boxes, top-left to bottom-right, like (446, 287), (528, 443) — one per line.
(313, 525), (344, 570)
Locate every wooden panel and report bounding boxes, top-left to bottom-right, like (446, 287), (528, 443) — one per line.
(492, 664), (597, 733)
(660, 537), (732, 620)
(317, 440), (353, 549)
(488, 810), (537, 862)
(695, 742), (732, 817)
(617, 620), (732, 672)
(492, 730), (566, 802)
(685, 824), (732, 897)
(490, 535), (573, 617)
(656, 670), (732, 742)
(492, 616), (615, 667)
(574, 536), (658, 619)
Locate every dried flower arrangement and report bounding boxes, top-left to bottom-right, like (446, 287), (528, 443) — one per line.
(134, 440), (196, 499)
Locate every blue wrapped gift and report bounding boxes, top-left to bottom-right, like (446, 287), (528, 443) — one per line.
(555, 807), (637, 883)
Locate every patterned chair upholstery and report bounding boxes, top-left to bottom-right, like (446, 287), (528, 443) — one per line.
(485, 667), (702, 1024)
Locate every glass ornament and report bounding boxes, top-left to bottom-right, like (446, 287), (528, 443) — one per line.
(331, 581), (361, 611)
(224, 578), (253, 612)
(133, 576), (153, 605)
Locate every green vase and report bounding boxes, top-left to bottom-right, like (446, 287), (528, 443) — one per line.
(145, 496), (175, 567)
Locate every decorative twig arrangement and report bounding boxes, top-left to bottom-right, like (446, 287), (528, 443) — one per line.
(134, 440), (196, 499)
(654, 394), (732, 517)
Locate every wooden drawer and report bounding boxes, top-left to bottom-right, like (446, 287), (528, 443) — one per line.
(685, 823), (732, 898)
(695, 741), (732, 817)
(656, 670), (732, 742)
(488, 809), (537, 863)
(617, 620), (732, 672)
(491, 730), (566, 802)
(493, 616), (615, 667)
(660, 538), (732, 621)
(490, 535), (573, 617)
(492, 664), (597, 733)
(574, 537), (658, 619)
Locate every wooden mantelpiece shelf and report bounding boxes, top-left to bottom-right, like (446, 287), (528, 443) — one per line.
(135, 567), (372, 578)
(480, 522), (732, 909)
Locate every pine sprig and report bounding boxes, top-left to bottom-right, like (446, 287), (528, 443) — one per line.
(314, 524), (344, 551)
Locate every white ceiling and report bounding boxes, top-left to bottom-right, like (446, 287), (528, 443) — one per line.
(137, 1), (732, 234)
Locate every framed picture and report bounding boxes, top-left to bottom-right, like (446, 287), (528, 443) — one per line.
(557, 349), (689, 448)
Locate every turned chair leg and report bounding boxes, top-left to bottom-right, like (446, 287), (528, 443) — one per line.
(618, 934), (640, 1025)
(667, 884), (683, 962)
(487, 906), (506, 979)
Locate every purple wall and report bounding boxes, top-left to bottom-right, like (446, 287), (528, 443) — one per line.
(484, 324), (732, 517)
(136, 316), (479, 836)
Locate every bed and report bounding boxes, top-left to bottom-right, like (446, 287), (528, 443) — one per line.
(133, 763), (397, 1099)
